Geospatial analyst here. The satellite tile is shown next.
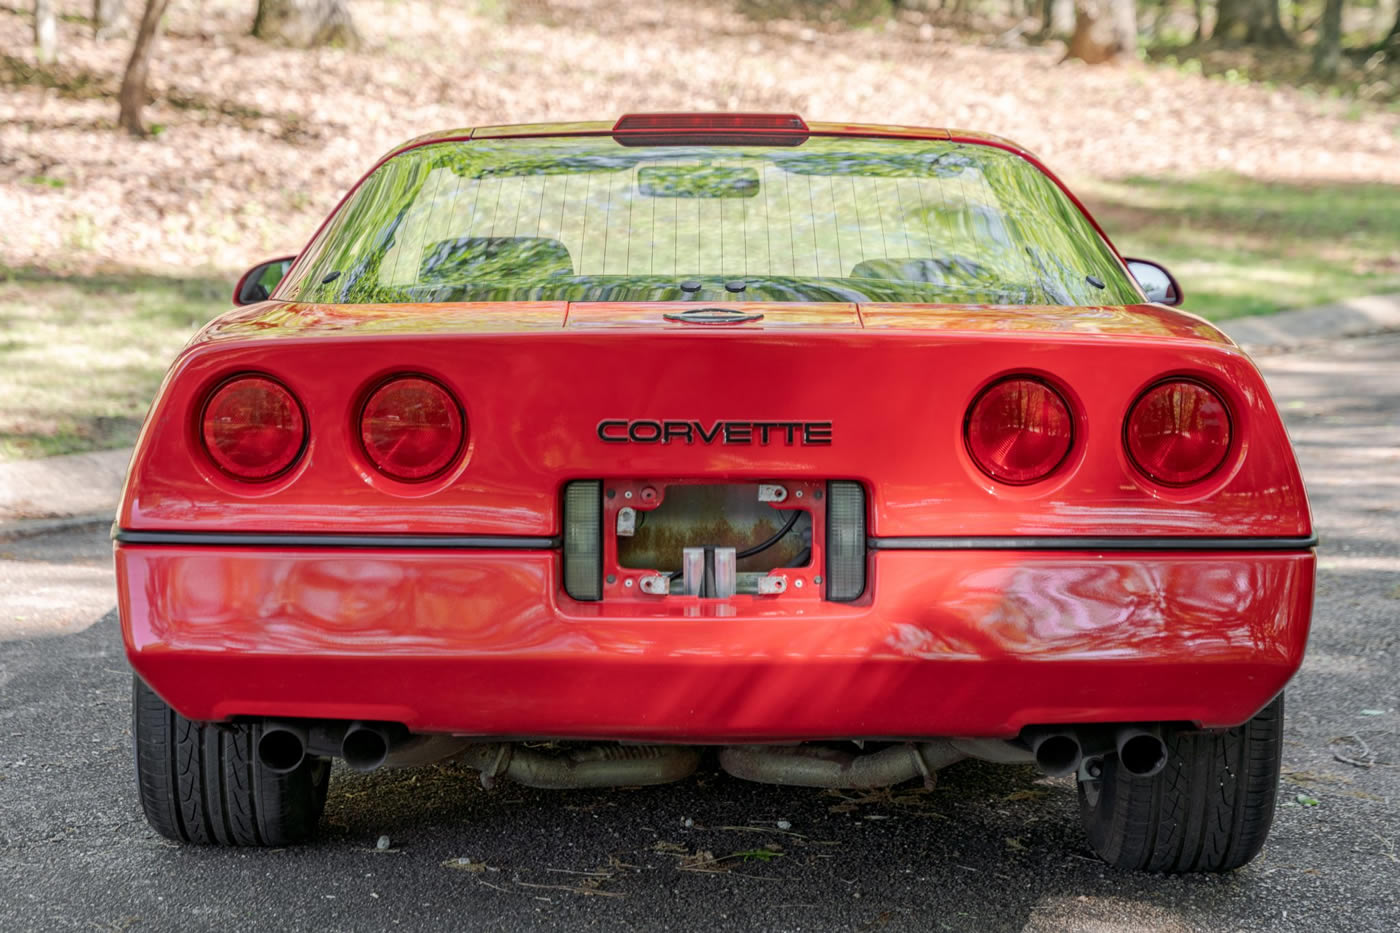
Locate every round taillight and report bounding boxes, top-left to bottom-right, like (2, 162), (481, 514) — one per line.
(359, 376), (464, 481)
(965, 377), (1074, 484)
(1125, 379), (1231, 485)
(201, 375), (306, 480)
(968, 375), (1075, 481)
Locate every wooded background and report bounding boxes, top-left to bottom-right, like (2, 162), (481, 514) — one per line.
(23, 0), (1400, 134)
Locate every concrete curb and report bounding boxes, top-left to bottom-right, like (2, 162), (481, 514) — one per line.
(0, 448), (130, 537)
(0, 513), (113, 540)
(1218, 293), (1400, 353)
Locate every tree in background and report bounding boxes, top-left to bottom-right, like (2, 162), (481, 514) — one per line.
(1063, 0), (1136, 63)
(1214, 0), (1292, 45)
(1312, 0), (1344, 76)
(94, 0), (129, 39)
(1038, 0), (1077, 37)
(33, 0), (57, 63)
(118, 0), (172, 136)
(252, 0), (360, 49)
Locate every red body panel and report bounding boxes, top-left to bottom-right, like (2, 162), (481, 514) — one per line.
(119, 545), (1313, 738)
(117, 120), (1315, 740)
(119, 302), (1307, 540)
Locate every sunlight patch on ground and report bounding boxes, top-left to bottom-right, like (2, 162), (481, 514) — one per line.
(1023, 896), (1195, 932)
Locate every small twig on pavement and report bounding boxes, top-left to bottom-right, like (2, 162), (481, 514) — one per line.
(544, 868), (613, 877)
(1329, 734), (1375, 768)
(712, 825), (839, 844)
(516, 881), (625, 898)
(1369, 832), (1398, 863)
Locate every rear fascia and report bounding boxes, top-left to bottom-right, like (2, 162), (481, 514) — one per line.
(119, 543), (1314, 738)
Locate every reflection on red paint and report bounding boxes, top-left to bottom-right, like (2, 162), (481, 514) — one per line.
(120, 545), (1313, 739)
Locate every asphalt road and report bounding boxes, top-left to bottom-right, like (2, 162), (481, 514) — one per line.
(2, 335), (1397, 932)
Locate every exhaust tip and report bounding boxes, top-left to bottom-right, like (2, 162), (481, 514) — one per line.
(342, 726), (390, 772)
(257, 727), (306, 773)
(1031, 733), (1083, 778)
(1117, 732), (1168, 778)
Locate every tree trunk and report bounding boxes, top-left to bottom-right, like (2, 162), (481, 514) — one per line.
(117, 0), (172, 137)
(1039, 0), (1076, 36)
(1385, 7), (1400, 52)
(34, 0), (57, 64)
(1109, 0), (1136, 54)
(94, 0), (129, 39)
(1215, 0), (1291, 45)
(1063, 0), (1134, 63)
(1194, 0), (1204, 41)
(251, 0), (360, 49)
(1214, 0), (1244, 41)
(1312, 0), (1344, 77)
(1260, 0), (1291, 44)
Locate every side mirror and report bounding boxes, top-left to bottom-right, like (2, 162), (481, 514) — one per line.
(233, 256), (296, 306)
(1124, 258), (1183, 307)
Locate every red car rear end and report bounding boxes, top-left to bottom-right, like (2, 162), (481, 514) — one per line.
(118, 115), (1313, 870)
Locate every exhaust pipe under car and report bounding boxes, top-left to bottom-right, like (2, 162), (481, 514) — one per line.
(1114, 726), (1168, 778)
(256, 719), (457, 774)
(257, 723), (309, 774)
(341, 722), (409, 772)
(1024, 729), (1084, 778)
(1022, 725), (1169, 779)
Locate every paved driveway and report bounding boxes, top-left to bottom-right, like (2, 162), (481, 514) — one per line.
(2, 336), (1397, 932)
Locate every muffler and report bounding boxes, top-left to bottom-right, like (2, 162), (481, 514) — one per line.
(257, 722), (309, 774)
(719, 742), (964, 789)
(1114, 726), (1168, 778)
(461, 743), (700, 789)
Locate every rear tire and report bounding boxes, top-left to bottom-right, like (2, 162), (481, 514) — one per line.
(1078, 694), (1284, 872)
(132, 677), (329, 845)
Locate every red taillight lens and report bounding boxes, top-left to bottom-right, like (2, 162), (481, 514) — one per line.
(201, 375), (306, 480)
(1125, 380), (1231, 485)
(359, 376), (464, 481)
(966, 377), (1074, 484)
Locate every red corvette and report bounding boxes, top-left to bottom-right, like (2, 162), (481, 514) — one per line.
(118, 114), (1314, 871)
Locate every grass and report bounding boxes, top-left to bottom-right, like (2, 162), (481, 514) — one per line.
(3, 173), (1398, 461)
(1144, 41), (1400, 107)
(0, 267), (228, 461)
(1081, 175), (1400, 320)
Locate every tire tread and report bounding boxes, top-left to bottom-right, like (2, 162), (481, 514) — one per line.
(131, 677), (325, 846)
(1079, 694), (1283, 873)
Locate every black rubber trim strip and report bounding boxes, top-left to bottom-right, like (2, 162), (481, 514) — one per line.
(113, 528), (561, 550)
(867, 535), (1318, 552)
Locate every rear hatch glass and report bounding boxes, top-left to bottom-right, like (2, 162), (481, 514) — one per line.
(284, 136), (1139, 307)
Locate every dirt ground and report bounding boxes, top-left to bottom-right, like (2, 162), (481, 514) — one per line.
(4, 0), (1400, 276)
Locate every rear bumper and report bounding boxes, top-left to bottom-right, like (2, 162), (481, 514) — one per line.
(117, 544), (1314, 740)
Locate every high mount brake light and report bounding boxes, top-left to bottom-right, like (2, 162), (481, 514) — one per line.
(200, 375), (306, 481)
(965, 377), (1074, 485)
(359, 376), (465, 482)
(1125, 380), (1232, 486)
(611, 112), (810, 147)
